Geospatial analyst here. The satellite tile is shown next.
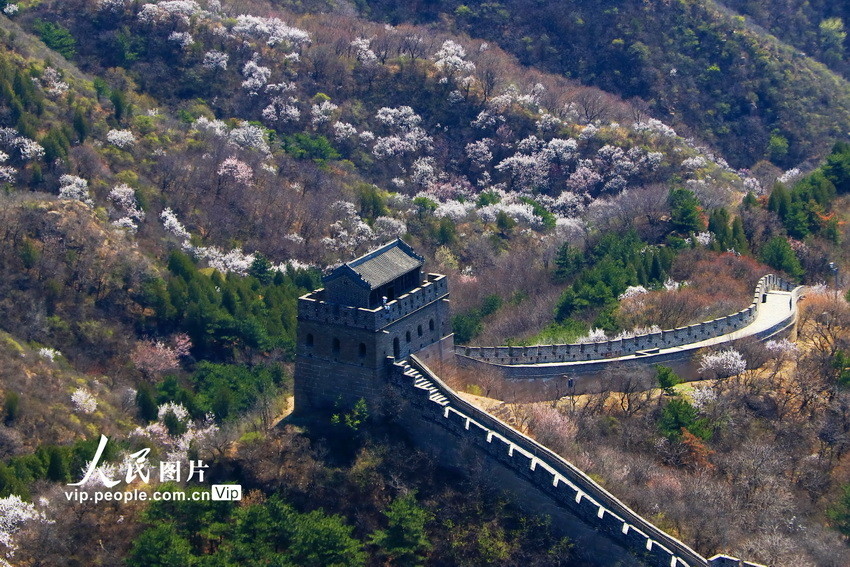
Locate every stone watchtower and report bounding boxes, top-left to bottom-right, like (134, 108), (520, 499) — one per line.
(294, 239), (453, 414)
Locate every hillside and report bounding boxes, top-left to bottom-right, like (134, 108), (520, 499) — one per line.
(352, 0), (850, 168)
(0, 0), (849, 565)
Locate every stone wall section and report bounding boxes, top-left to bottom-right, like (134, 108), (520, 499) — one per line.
(391, 355), (767, 567)
(458, 274), (794, 365)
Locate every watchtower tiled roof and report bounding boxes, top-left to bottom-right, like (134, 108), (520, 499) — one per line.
(323, 239), (424, 290)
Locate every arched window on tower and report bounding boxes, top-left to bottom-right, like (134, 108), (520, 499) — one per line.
(359, 343), (366, 358)
(306, 333), (314, 347)
(393, 337), (400, 358)
(406, 331), (411, 343)
(429, 319), (435, 332)
(332, 338), (340, 354)
(417, 324), (423, 337)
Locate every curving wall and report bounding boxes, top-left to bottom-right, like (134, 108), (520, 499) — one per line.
(458, 274), (795, 366)
(391, 355), (767, 567)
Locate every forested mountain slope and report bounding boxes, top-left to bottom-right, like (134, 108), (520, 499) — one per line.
(352, 0), (850, 168)
(0, 1), (849, 565)
(720, 0), (850, 78)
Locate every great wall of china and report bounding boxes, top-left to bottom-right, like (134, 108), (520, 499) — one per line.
(295, 240), (801, 567)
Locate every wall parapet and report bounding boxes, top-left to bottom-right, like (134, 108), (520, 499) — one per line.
(394, 355), (709, 567)
(298, 273), (448, 331)
(458, 274), (795, 365)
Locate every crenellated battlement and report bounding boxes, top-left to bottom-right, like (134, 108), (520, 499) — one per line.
(391, 356), (767, 567)
(298, 273), (449, 331)
(458, 274), (795, 365)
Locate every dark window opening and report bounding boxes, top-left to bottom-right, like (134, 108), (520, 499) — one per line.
(332, 338), (340, 354)
(306, 333), (314, 347)
(417, 325), (423, 337)
(359, 343), (366, 358)
(406, 331), (411, 343)
(393, 337), (400, 358)
(429, 319), (435, 331)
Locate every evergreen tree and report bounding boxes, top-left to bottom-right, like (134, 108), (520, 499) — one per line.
(126, 523), (195, 567)
(730, 217), (749, 253)
(668, 187), (704, 233)
(759, 236), (803, 278)
(767, 183), (791, 219)
(655, 365), (682, 396)
(370, 493), (432, 566)
(708, 208), (731, 249)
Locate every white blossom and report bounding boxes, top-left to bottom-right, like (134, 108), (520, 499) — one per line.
(434, 199), (474, 221)
(310, 100), (338, 127)
(374, 216), (407, 238)
(38, 347), (61, 361)
(161, 207), (191, 241)
(202, 50), (229, 70)
(108, 183), (145, 221)
(168, 31), (193, 49)
(682, 156), (707, 170)
(71, 388), (97, 414)
(577, 328), (608, 343)
(262, 97), (301, 124)
(699, 348), (746, 377)
(229, 122), (270, 154)
(158, 401), (189, 423)
(694, 231), (714, 246)
(375, 106), (422, 130)
(433, 39), (475, 78)
(536, 113), (562, 133)
(58, 175), (93, 206)
(764, 339), (799, 358)
(411, 156), (436, 186)
(633, 118), (676, 138)
(106, 129), (136, 149)
(193, 116), (228, 137)
(12, 137), (44, 161)
(743, 176), (764, 195)
(0, 166), (15, 183)
(690, 385), (718, 410)
(3, 3), (19, 15)
(137, 1), (201, 26)
(777, 168), (802, 185)
(578, 124), (599, 140)
(351, 37), (377, 64)
(113, 217), (138, 232)
(619, 285), (648, 300)
(38, 68), (68, 97)
(242, 59), (271, 95)
(333, 121), (357, 141)
(465, 138), (493, 168)
(97, 0), (125, 12)
(0, 495), (48, 553)
(217, 156), (253, 186)
(232, 15), (311, 48)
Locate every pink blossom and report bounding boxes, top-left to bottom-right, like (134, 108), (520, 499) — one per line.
(217, 156), (254, 186)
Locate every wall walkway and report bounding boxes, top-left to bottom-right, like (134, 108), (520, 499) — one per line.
(392, 355), (767, 567)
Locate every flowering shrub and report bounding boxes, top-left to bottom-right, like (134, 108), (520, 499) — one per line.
(202, 50), (228, 70)
(698, 348), (746, 377)
(217, 157), (254, 186)
(433, 40), (475, 78)
(58, 175), (93, 206)
(106, 129), (136, 149)
(71, 388), (97, 414)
